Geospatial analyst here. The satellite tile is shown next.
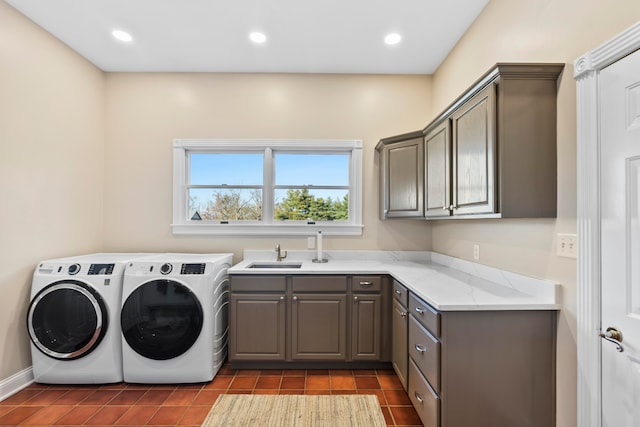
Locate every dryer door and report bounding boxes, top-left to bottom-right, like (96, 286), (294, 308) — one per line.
(121, 279), (203, 360)
(27, 280), (108, 360)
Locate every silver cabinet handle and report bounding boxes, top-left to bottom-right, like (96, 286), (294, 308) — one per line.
(359, 281), (373, 286)
(415, 344), (426, 353)
(279, 296), (285, 301)
(354, 296), (358, 301)
(293, 296), (298, 301)
(394, 289), (402, 295)
(400, 312), (407, 319)
(415, 306), (425, 315)
(414, 392), (424, 404)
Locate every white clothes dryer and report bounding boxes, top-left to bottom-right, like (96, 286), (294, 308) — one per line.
(120, 253), (232, 384)
(27, 253), (154, 384)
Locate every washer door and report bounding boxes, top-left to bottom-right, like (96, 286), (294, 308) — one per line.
(27, 280), (108, 360)
(121, 279), (203, 360)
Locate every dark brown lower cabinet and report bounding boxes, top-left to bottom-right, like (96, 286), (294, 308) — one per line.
(291, 293), (347, 360)
(351, 293), (382, 360)
(407, 291), (557, 427)
(229, 274), (390, 365)
(229, 293), (286, 361)
(392, 299), (408, 390)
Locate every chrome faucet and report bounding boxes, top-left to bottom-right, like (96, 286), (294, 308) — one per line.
(275, 244), (288, 261)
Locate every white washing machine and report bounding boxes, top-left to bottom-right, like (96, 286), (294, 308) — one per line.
(27, 253), (154, 384)
(120, 253), (233, 383)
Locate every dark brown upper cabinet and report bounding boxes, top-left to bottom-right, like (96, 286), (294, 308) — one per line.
(380, 63), (564, 220)
(376, 130), (425, 219)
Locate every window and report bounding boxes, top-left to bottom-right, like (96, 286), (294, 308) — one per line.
(172, 139), (363, 236)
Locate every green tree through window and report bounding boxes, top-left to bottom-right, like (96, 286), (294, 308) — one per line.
(274, 189), (349, 221)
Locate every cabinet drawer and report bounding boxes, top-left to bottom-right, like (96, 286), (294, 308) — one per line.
(352, 276), (382, 292)
(408, 358), (439, 427)
(231, 275), (286, 292)
(408, 315), (440, 392)
(392, 280), (408, 307)
(292, 276), (347, 292)
(409, 293), (440, 337)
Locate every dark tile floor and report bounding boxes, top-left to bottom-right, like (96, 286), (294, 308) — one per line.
(0, 364), (422, 426)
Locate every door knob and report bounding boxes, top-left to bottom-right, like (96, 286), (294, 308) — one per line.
(599, 327), (624, 352)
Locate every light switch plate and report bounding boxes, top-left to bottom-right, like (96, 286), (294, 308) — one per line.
(557, 233), (577, 258)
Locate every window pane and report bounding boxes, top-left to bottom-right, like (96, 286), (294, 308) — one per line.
(274, 189), (348, 221)
(189, 188), (262, 220)
(275, 154), (349, 186)
(190, 153), (263, 185)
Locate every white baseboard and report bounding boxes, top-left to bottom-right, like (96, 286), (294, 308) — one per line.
(0, 367), (34, 402)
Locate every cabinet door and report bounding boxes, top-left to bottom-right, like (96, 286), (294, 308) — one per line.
(392, 299), (408, 390)
(291, 294), (347, 360)
(384, 137), (425, 218)
(425, 120), (452, 218)
(451, 84), (496, 215)
(351, 294), (382, 361)
(229, 294), (286, 361)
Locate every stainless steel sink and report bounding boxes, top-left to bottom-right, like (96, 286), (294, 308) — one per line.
(247, 262), (302, 269)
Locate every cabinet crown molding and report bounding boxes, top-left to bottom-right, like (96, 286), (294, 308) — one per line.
(423, 62), (564, 135)
(376, 130), (423, 150)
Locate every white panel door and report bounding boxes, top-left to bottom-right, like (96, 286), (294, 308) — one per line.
(600, 47), (640, 427)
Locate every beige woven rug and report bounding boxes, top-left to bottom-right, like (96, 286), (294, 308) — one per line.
(201, 394), (386, 427)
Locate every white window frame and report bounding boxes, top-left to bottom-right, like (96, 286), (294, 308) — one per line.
(172, 139), (363, 236)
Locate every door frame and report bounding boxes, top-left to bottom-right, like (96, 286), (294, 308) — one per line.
(574, 21), (640, 427)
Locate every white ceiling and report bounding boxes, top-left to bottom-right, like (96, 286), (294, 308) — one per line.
(6, 0), (489, 74)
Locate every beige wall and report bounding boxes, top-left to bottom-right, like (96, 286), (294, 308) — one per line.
(0, 2), (105, 380)
(429, 1), (640, 427)
(102, 73), (433, 259)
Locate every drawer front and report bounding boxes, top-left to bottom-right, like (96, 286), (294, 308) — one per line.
(392, 280), (408, 307)
(408, 358), (439, 427)
(408, 315), (440, 392)
(409, 292), (440, 337)
(292, 276), (347, 292)
(230, 275), (286, 292)
(352, 275), (382, 292)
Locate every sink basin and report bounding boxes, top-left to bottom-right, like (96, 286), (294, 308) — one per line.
(247, 262), (302, 269)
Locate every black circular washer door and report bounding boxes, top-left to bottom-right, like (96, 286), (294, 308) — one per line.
(27, 280), (108, 360)
(121, 279), (203, 360)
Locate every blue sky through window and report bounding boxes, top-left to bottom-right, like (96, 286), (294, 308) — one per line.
(190, 153), (349, 189)
(275, 154), (349, 186)
(190, 153), (263, 185)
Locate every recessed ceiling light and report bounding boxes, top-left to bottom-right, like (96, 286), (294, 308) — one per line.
(112, 29), (133, 43)
(249, 32), (267, 44)
(384, 33), (402, 46)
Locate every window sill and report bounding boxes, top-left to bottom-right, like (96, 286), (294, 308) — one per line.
(171, 223), (364, 236)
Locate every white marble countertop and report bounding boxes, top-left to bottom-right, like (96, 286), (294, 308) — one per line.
(228, 251), (560, 311)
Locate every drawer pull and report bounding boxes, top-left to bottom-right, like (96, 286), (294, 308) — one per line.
(293, 296), (298, 301)
(415, 306), (425, 315)
(415, 344), (426, 353)
(359, 281), (373, 286)
(414, 392), (424, 404)
(279, 296), (285, 301)
(394, 289), (402, 295)
(400, 311), (407, 319)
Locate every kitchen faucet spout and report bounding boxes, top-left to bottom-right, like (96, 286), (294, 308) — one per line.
(275, 244), (288, 261)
